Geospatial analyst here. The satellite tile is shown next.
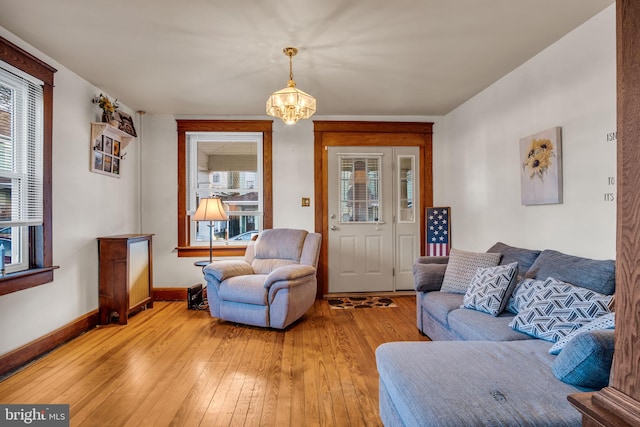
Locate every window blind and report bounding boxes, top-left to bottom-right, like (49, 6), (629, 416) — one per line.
(0, 63), (44, 226)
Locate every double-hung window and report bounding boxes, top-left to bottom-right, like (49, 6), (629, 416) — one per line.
(0, 64), (43, 273)
(176, 120), (272, 258)
(187, 132), (263, 244)
(0, 36), (55, 295)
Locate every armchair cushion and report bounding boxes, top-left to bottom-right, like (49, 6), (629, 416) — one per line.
(219, 274), (269, 305)
(203, 260), (254, 282)
(265, 265), (317, 289)
(254, 228), (307, 259)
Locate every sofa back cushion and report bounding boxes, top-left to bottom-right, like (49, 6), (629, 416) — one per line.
(525, 250), (615, 295)
(486, 242), (541, 275)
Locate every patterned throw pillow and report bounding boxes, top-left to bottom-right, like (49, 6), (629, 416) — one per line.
(440, 249), (501, 294)
(549, 312), (615, 355)
(509, 280), (613, 342)
(463, 262), (519, 316)
(506, 277), (564, 314)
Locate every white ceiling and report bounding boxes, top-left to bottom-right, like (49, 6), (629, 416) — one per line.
(0, 0), (614, 116)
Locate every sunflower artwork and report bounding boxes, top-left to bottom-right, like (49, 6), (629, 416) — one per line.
(519, 127), (563, 205)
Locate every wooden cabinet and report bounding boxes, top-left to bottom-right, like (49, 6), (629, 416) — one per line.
(98, 234), (154, 325)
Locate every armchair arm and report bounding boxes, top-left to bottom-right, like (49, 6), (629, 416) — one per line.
(413, 256), (449, 292)
(203, 260), (254, 282)
(264, 264), (317, 289)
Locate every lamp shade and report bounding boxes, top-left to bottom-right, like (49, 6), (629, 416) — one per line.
(193, 198), (228, 221)
(266, 82), (316, 125)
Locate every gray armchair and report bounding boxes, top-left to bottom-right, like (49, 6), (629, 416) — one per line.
(202, 228), (322, 329)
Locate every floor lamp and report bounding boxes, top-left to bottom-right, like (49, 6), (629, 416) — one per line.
(193, 197), (228, 264)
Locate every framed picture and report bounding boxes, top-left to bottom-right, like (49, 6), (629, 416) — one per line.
(104, 136), (113, 155)
(91, 133), (122, 178)
(520, 127), (563, 205)
(426, 207), (451, 256)
(117, 111), (137, 137)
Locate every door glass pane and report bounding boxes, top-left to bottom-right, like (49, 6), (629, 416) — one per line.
(398, 155), (415, 222)
(339, 156), (381, 223)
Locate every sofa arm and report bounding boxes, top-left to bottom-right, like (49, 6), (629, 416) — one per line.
(264, 264), (316, 289)
(203, 260), (254, 282)
(413, 257), (449, 292)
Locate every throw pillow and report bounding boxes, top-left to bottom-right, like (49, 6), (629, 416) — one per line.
(549, 312), (615, 355)
(506, 277), (563, 314)
(462, 262), (519, 316)
(440, 249), (501, 294)
(509, 280), (612, 342)
(413, 262), (448, 292)
(552, 329), (615, 389)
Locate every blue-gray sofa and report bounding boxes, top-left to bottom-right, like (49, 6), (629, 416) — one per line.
(376, 242), (616, 427)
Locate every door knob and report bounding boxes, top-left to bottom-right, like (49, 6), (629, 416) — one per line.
(330, 225), (338, 231)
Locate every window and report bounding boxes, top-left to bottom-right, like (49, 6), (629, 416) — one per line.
(338, 155), (382, 223)
(0, 64), (43, 273)
(0, 36), (56, 296)
(187, 132), (263, 245)
(176, 120), (272, 258)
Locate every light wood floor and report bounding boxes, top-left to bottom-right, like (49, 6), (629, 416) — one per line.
(0, 296), (426, 426)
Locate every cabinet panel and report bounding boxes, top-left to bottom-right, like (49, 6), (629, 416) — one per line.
(98, 234), (154, 325)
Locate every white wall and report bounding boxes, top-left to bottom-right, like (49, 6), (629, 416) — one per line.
(440, 5), (616, 259)
(141, 114), (444, 288)
(0, 27), (141, 355)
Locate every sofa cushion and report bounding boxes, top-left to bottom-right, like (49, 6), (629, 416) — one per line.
(552, 329), (615, 389)
(509, 280), (612, 342)
(421, 291), (464, 327)
(487, 242), (541, 275)
(376, 340), (585, 427)
(549, 312), (615, 355)
(447, 308), (534, 341)
(525, 249), (615, 295)
(413, 262), (448, 292)
(506, 277), (564, 314)
(463, 262), (518, 316)
(440, 249), (501, 294)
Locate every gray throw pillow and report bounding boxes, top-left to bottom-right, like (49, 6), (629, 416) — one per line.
(462, 262), (519, 316)
(552, 329), (615, 389)
(440, 249), (501, 294)
(413, 262), (448, 292)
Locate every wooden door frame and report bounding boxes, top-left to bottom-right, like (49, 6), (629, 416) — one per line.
(313, 121), (434, 297)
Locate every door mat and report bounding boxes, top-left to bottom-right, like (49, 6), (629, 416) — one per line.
(327, 296), (397, 309)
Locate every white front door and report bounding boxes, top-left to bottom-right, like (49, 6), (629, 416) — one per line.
(327, 146), (420, 293)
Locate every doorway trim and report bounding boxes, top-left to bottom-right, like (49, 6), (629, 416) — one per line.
(313, 121), (434, 296)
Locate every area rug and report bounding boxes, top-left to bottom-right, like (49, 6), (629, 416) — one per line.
(327, 296), (397, 309)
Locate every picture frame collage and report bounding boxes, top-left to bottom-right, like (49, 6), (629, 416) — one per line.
(92, 134), (122, 177)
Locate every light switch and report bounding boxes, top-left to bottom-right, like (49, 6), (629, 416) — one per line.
(301, 197), (310, 207)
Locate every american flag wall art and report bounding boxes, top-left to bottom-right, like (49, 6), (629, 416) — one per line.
(426, 207), (451, 256)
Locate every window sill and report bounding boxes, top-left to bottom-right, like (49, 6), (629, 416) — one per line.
(176, 246), (248, 258)
(0, 266), (59, 296)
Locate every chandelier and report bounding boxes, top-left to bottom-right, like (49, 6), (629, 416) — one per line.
(266, 47), (317, 125)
